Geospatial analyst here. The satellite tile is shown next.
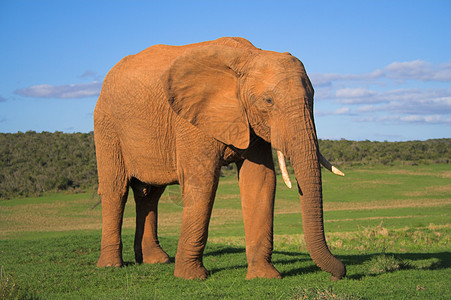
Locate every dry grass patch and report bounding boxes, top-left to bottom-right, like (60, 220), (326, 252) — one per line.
(0, 199), (102, 237)
(211, 208), (241, 222)
(275, 198), (450, 214)
(363, 254), (409, 275)
(351, 179), (401, 186)
(271, 223), (451, 252)
(209, 235), (246, 246)
(357, 168), (451, 179)
(274, 234), (306, 248)
(404, 185), (451, 197)
(324, 198), (450, 211)
(333, 179), (402, 191)
(326, 214), (439, 223)
(218, 177), (238, 185)
(215, 194), (240, 200)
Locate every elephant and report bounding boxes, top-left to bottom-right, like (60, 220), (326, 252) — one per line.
(93, 37), (346, 280)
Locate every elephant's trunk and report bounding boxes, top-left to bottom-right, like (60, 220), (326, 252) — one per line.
(289, 134), (346, 280)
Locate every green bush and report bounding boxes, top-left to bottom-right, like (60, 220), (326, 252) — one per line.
(0, 131), (449, 200)
(0, 131), (97, 199)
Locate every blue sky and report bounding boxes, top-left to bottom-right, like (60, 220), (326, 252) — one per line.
(1, 0), (450, 141)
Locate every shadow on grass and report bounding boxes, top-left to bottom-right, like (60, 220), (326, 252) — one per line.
(202, 244), (450, 279)
(76, 235), (450, 279)
(204, 246), (245, 257)
(342, 251), (451, 280)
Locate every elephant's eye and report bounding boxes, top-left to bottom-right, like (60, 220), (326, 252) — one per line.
(264, 98), (274, 106)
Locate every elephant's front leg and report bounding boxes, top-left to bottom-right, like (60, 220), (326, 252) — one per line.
(174, 159), (220, 280)
(237, 140), (281, 279)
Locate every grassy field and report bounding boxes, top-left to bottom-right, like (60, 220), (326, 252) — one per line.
(1, 164), (450, 299)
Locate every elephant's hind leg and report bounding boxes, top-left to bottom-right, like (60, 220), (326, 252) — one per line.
(95, 113), (129, 267)
(131, 180), (170, 264)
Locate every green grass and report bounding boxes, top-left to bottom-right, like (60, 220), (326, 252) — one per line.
(1, 164), (450, 299)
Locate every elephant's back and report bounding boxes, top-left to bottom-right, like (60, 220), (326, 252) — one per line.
(114, 37), (257, 74)
(104, 36), (258, 88)
(98, 37), (257, 107)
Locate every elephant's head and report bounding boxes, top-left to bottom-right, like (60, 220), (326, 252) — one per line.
(163, 39), (346, 280)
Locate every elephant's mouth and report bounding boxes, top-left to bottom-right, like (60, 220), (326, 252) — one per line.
(276, 151), (344, 189)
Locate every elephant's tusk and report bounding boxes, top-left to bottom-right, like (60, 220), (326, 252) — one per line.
(277, 150), (292, 189)
(319, 153), (345, 176)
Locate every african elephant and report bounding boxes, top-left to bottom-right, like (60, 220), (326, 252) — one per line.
(94, 37), (346, 280)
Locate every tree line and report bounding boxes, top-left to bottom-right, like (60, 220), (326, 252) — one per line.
(0, 131), (97, 199)
(0, 131), (449, 199)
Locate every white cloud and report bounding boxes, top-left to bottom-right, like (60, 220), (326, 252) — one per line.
(315, 106), (353, 117)
(80, 70), (102, 81)
(80, 70), (97, 78)
(15, 81), (102, 99)
(356, 105), (379, 112)
(356, 115), (400, 123)
(310, 70), (384, 87)
(357, 114), (451, 125)
(311, 60), (451, 88)
(400, 115), (423, 122)
(336, 88), (374, 98)
(400, 114), (451, 124)
(335, 88), (378, 104)
(386, 93), (451, 115)
(329, 87), (451, 116)
(385, 60), (451, 82)
(385, 60), (430, 79)
(313, 59), (451, 125)
(333, 107), (350, 114)
(424, 115), (442, 123)
(434, 62), (451, 81)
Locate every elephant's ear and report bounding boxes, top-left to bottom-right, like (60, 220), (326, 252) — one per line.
(163, 45), (250, 149)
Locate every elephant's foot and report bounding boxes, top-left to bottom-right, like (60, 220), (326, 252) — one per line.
(97, 244), (123, 267)
(330, 274), (344, 281)
(140, 246), (171, 264)
(174, 261), (209, 280)
(246, 262), (282, 279)
(97, 253), (123, 268)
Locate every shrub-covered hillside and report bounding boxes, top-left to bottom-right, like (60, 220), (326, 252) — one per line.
(319, 138), (450, 166)
(0, 131), (449, 199)
(0, 131), (97, 199)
